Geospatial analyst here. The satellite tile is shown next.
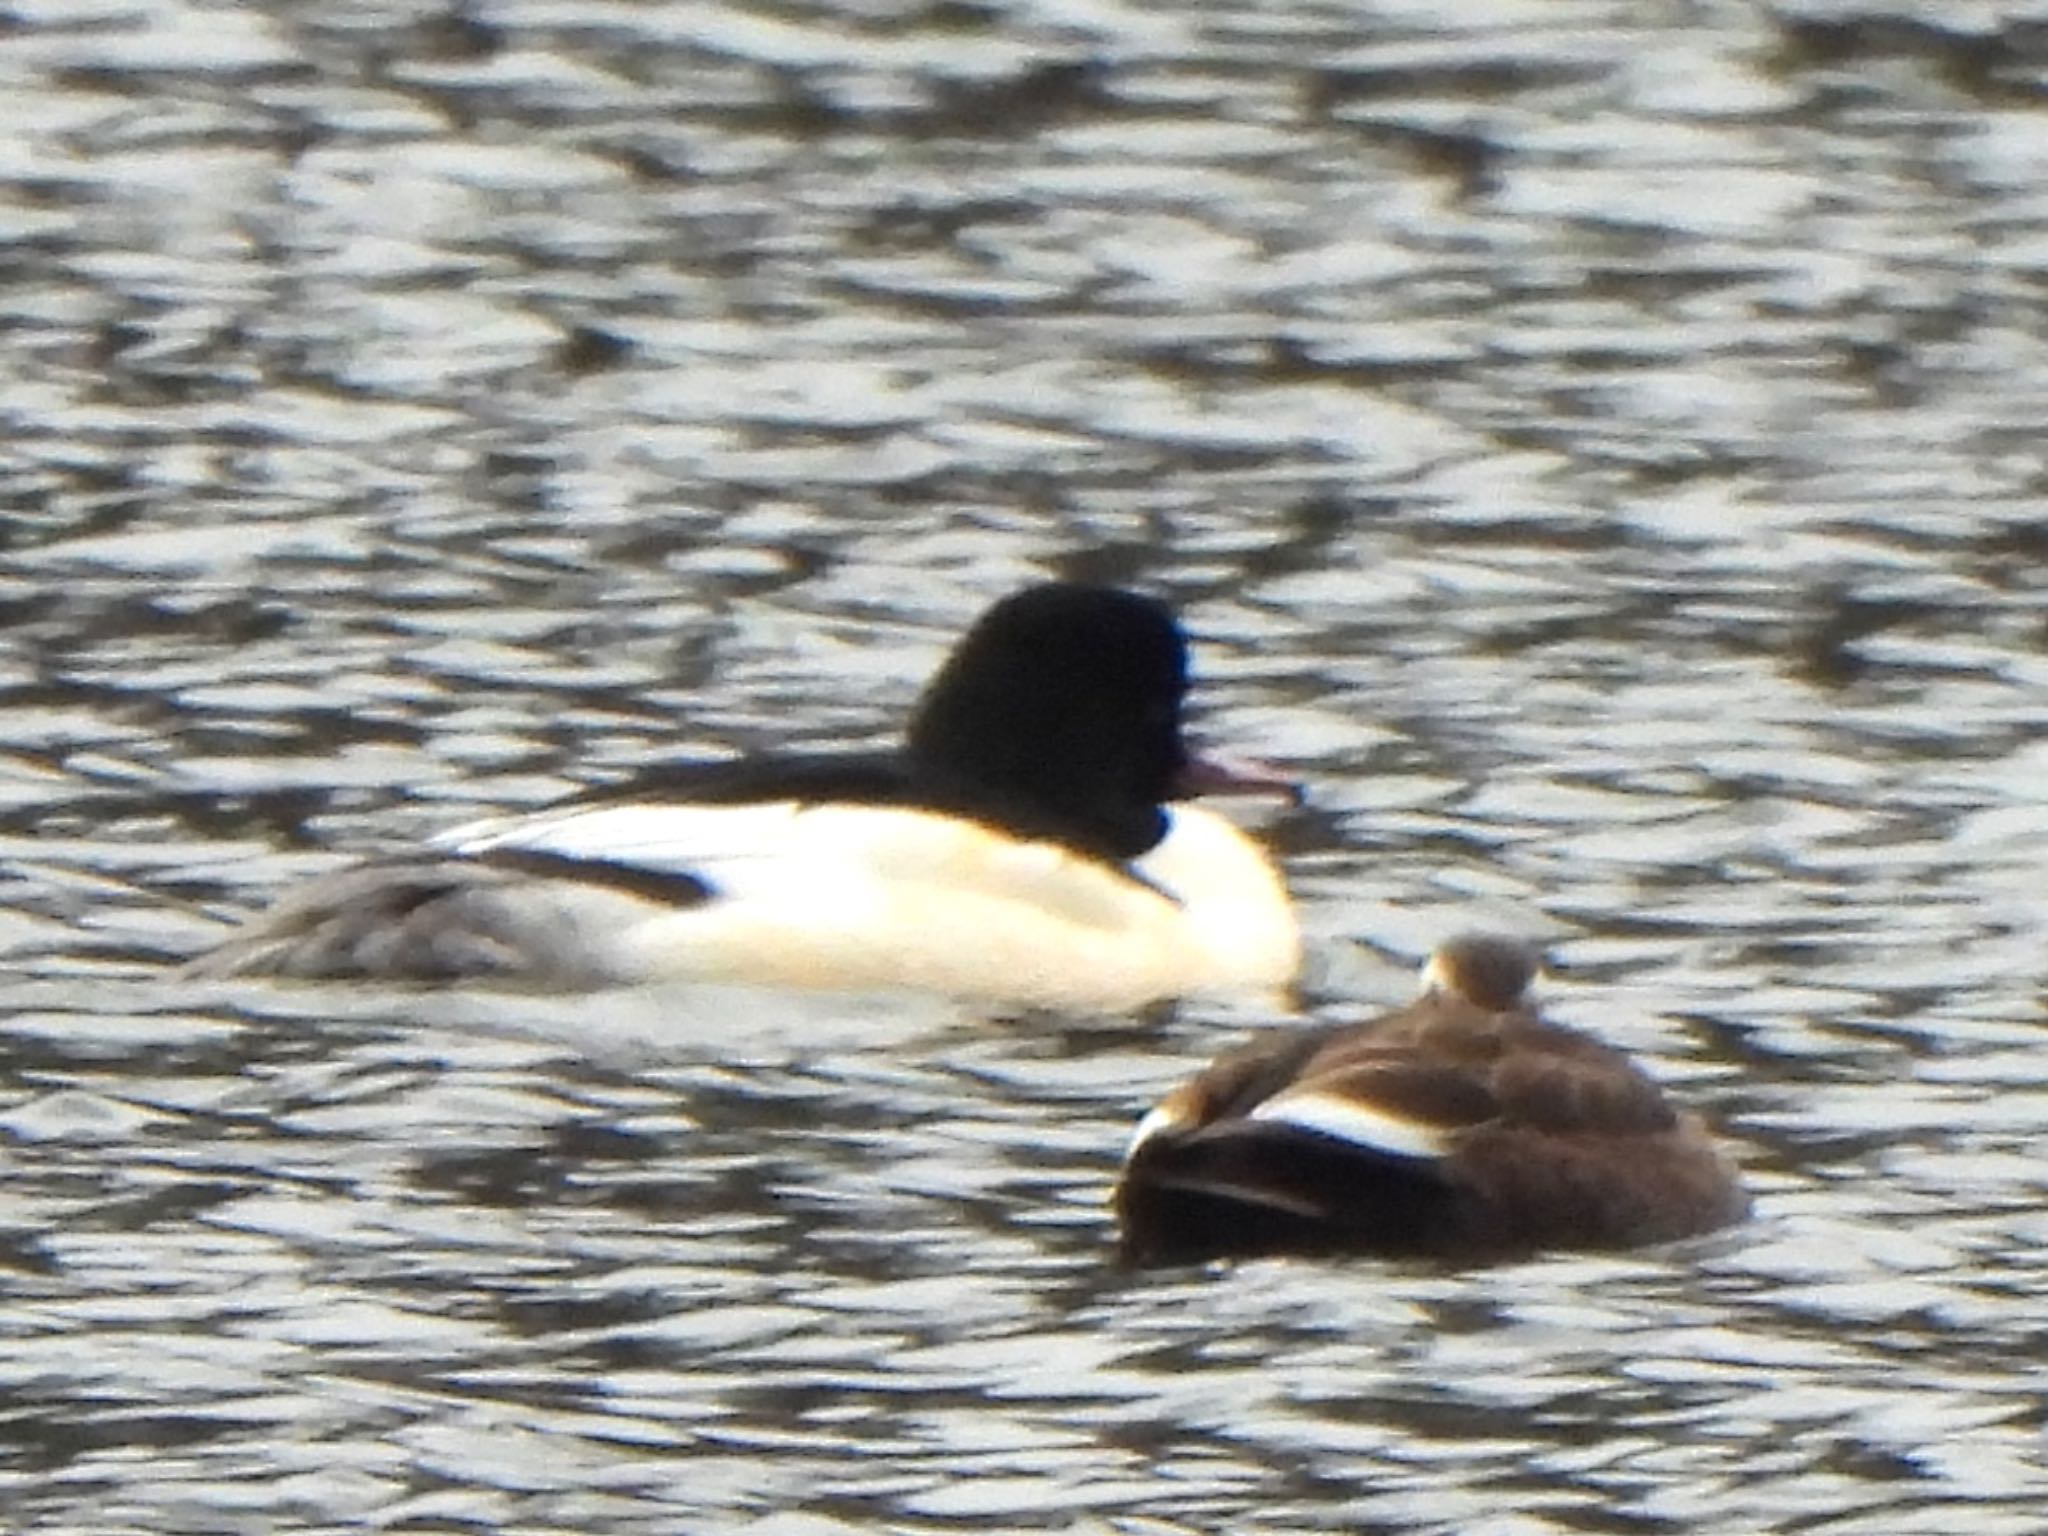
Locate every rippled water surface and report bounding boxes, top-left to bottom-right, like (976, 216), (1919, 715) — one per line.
(7, 0), (2048, 1530)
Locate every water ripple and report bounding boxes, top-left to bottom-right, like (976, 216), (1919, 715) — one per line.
(7, 1), (2048, 1532)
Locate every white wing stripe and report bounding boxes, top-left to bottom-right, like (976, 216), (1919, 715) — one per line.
(434, 802), (807, 868)
(1128, 1103), (1193, 1155)
(1249, 1091), (1449, 1162)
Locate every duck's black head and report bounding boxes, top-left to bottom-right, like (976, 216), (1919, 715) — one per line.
(905, 584), (1194, 859)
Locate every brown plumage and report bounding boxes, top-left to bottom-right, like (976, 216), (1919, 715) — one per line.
(1115, 934), (1746, 1266)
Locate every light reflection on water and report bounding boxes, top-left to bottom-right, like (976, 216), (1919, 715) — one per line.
(6, 0), (2048, 1531)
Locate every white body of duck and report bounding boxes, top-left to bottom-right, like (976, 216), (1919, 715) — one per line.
(184, 584), (1301, 1010)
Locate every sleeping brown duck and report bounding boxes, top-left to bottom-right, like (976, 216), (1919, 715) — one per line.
(1116, 934), (1747, 1266)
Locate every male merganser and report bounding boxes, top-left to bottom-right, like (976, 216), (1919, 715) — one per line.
(1116, 934), (1746, 1263)
(183, 583), (1301, 1010)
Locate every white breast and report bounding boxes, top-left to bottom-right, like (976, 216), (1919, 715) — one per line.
(431, 800), (1299, 1010)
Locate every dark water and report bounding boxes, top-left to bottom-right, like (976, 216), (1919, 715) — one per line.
(7, 1), (2048, 1530)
